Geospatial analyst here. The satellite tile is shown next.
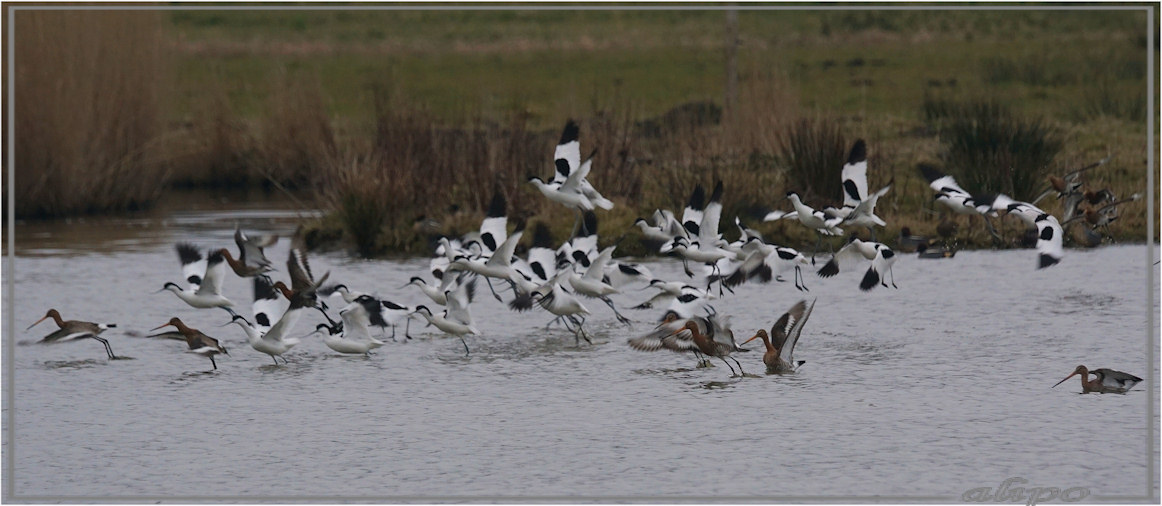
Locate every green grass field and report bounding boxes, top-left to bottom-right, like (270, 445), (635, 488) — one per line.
(13, 7), (1155, 253)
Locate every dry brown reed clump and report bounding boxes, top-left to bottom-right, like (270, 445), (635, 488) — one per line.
(315, 71), (827, 256)
(254, 73), (338, 188)
(11, 11), (169, 218)
(165, 85), (256, 187)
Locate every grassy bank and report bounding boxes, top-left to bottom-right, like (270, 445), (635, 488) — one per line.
(10, 11), (169, 218)
(8, 8), (1154, 256)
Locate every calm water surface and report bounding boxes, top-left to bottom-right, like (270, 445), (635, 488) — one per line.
(4, 197), (1159, 500)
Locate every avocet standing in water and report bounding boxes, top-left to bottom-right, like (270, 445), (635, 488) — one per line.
(314, 298), (386, 356)
(412, 280), (479, 356)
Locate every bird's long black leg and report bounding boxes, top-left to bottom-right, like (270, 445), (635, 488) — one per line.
(731, 356), (745, 376)
(404, 319), (412, 340)
(316, 306), (339, 327)
(271, 355), (279, 365)
(210, 356), (217, 370)
(568, 315), (591, 345)
(93, 336), (116, 359)
(890, 266), (898, 289)
(602, 296), (632, 327)
(485, 278), (504, 302)
(982, 215), (1003, 243)
(720, 357), (737, 376)
(681, 257), (694, 278)
(459, 335), (470, 356)
(570, 208), (583, 238)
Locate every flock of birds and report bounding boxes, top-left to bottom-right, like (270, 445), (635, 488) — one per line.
(25, 120), (1143, 393)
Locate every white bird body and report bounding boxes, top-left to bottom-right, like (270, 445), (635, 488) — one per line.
(567, 246), (620, 297)
(229, 307), (302, 364)
(449, 229), (525, 283)
(163, 244), (235, 311)
(530, 176), (594, 211)
(787, 193), (844, 236)
(322, 302), (385, 355)
(920, 165), (984, 215)
(817, 237), (899, 291)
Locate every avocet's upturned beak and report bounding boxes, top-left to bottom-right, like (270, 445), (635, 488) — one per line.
(25, 316), (49, 331)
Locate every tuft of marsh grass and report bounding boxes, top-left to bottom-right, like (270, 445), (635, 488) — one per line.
(776, 117), (847, 204)
(256, 73), (338, 188)
(11, 11), (169, 218)
(925, 96), (1062, 201)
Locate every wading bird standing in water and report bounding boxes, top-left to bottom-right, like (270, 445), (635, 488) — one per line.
(1052, 365), (1141, 394)
(27, 309), (118, 359)
(151, 317), (228, 370)
(741, 299), (816, 374)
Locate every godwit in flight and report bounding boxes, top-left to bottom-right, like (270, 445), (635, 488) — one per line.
(219, 225), (278, 281)
(27, 309), (118, 359)
(151, 317), (228, 370)
(1052, 365), (1142, 394)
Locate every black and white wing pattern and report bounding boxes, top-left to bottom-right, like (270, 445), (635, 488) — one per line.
(841, 139), (869, 209)
(1034, 213), (1064, 269)
(176, 243), (207, 291)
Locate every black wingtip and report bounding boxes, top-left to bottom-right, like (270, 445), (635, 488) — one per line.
(709, 180), (724, 204)
(176, 243), (202, 265)
(582, 211), (598, 236)
(487, 190), (506, 218)
(510, 217), (528, 235)
(532, 222), (553, 249)
(859, 267), (880, 291)
(508, 293), (536, 312)
(1038, 253), (1060, 269)
(847, 139), (867, 165)
(559, 119), (579, 144)
(254, 276), (279, 301)
(817, 259), (840, 278)
(687, 184), (706, 211)
(724, 268), (747, 288)
(918, 163), (944, 183)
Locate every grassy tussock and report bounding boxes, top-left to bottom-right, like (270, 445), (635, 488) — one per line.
(255, 74), (338, 187)
(314, 72), (822, 256)
(11, 11), (168, 218)
(166, 85), (255, 187)
(924, 96), (1062, 201)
